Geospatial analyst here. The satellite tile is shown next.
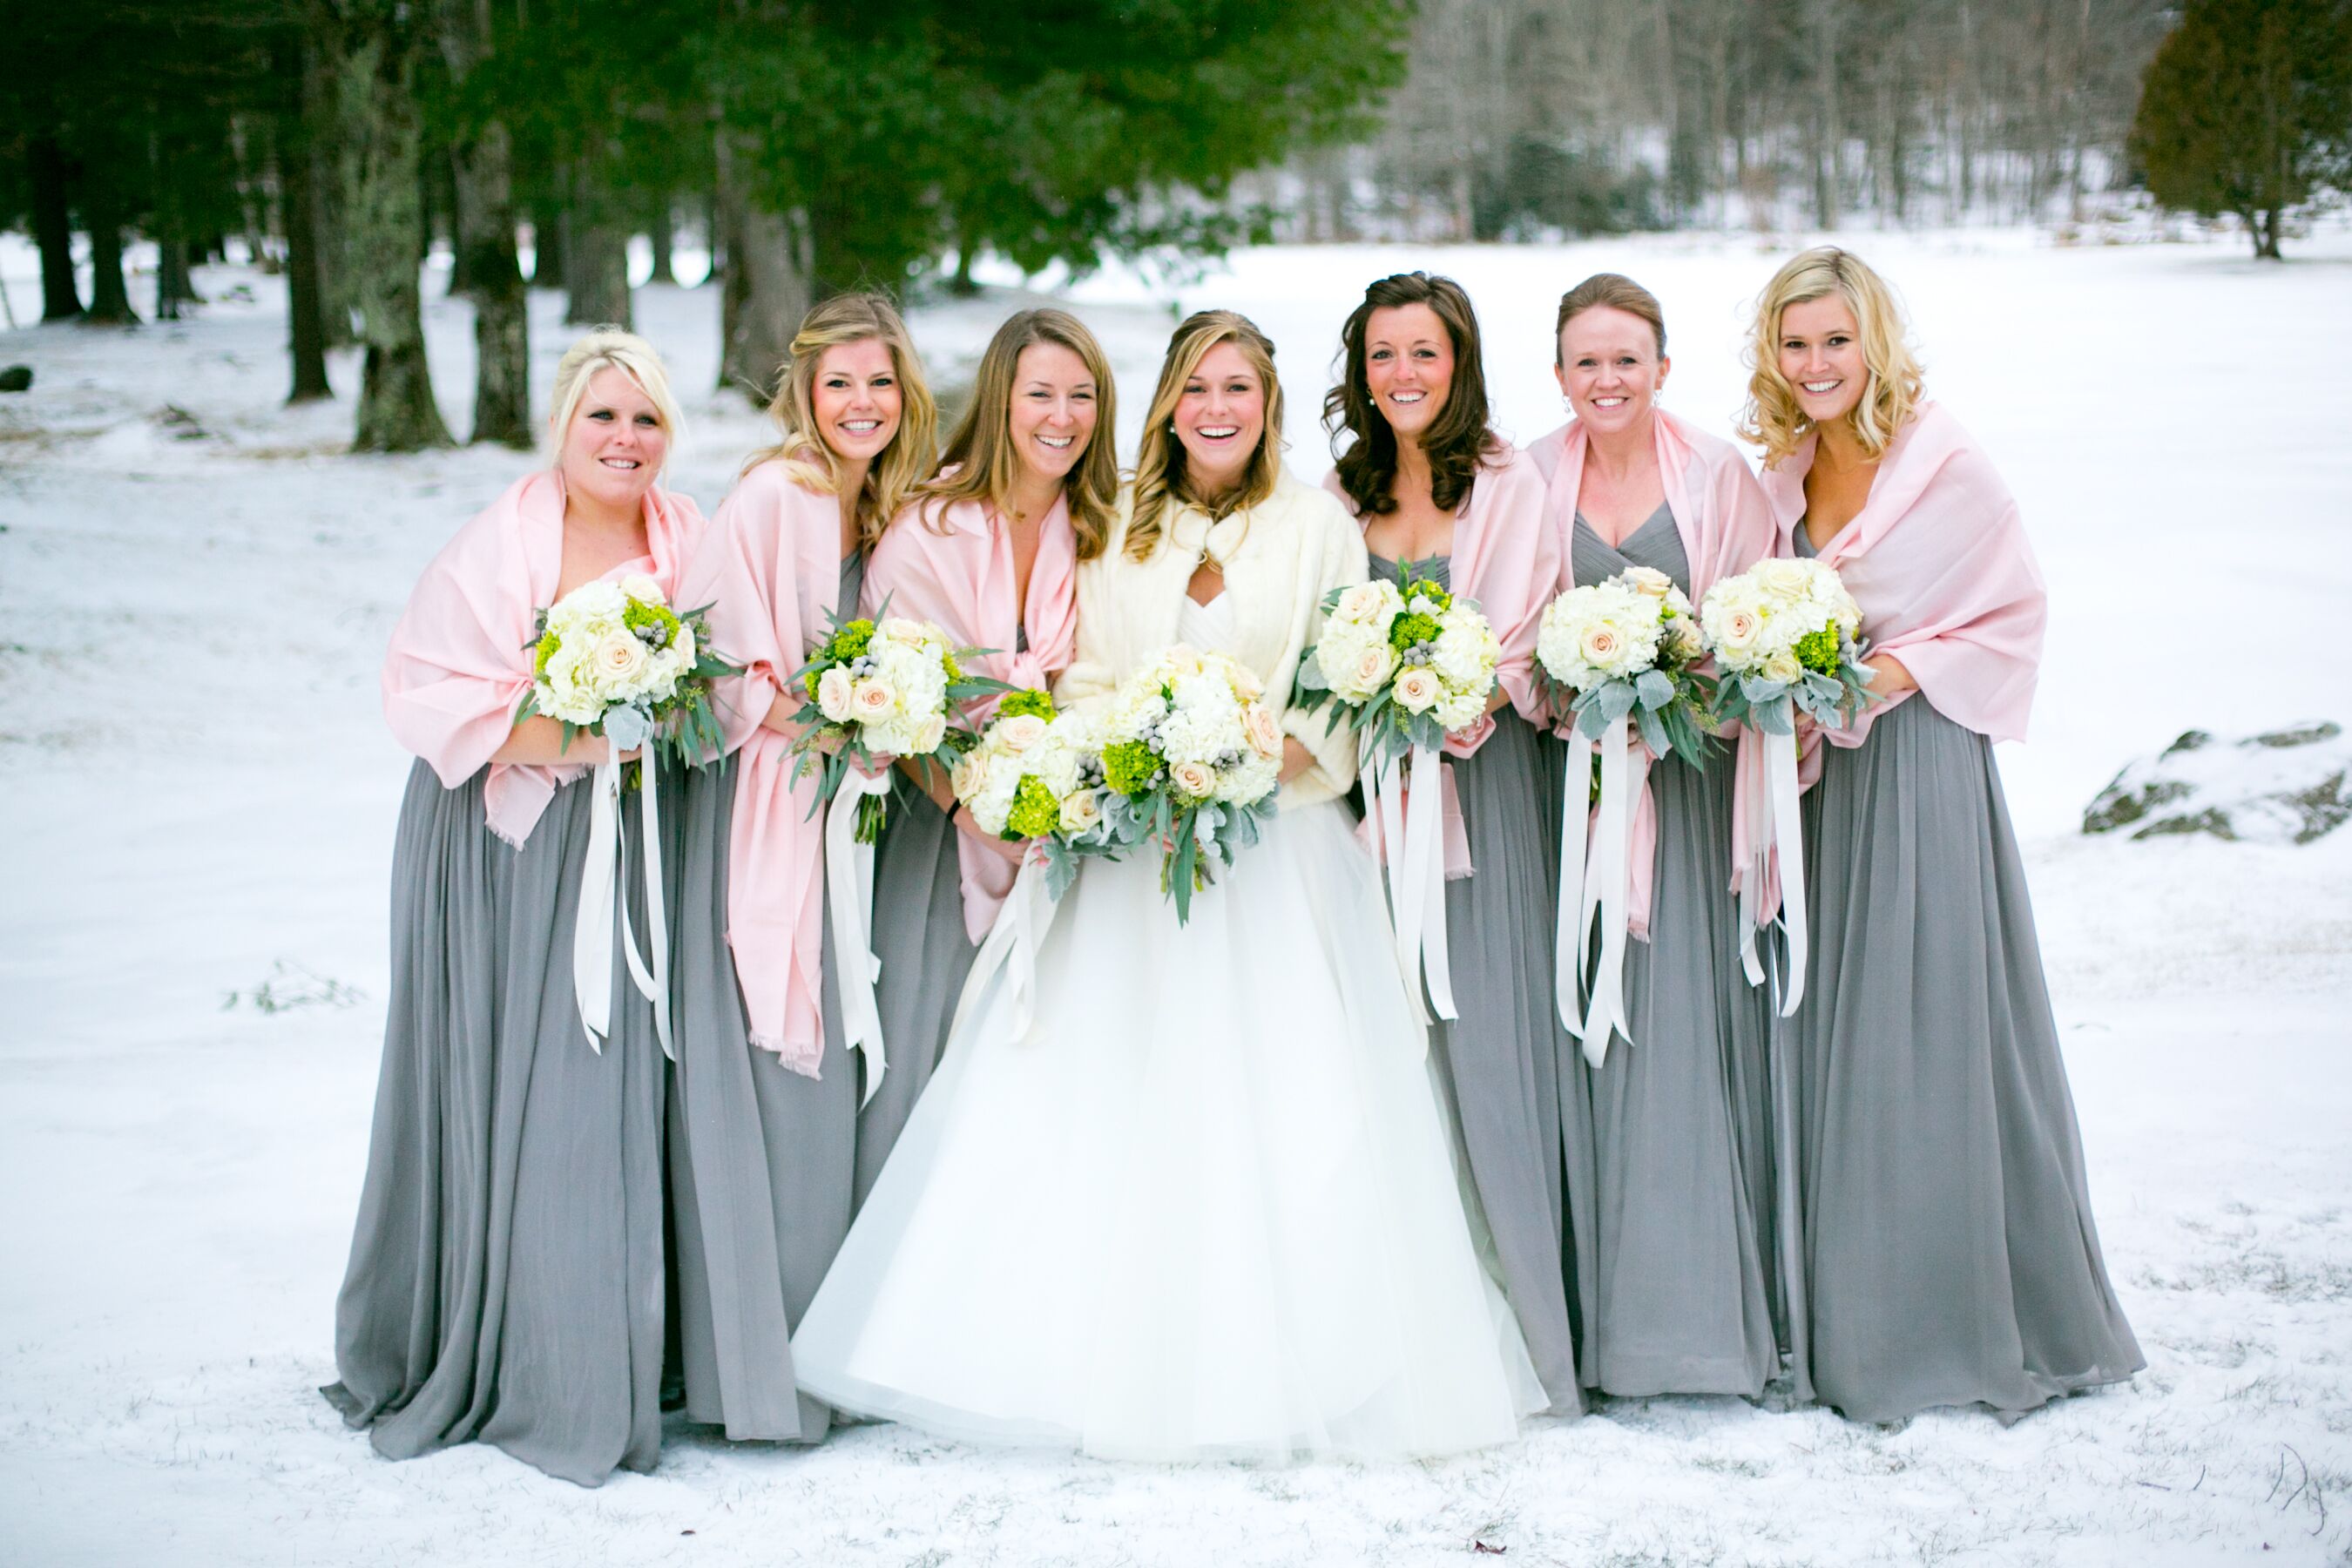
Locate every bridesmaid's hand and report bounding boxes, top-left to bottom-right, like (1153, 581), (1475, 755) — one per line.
(952, 802), (1026, 865)
(1442, 713), (1494, 759)
(1862, 652), (1916, 699)
(1276, 737), (1317, 786)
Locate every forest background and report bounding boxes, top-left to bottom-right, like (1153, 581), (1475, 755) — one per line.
(6, 0), (2347, 453)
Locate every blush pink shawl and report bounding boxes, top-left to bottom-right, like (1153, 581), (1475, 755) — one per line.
(863, 490), (1081, 941)
(1759, 402), (2046, 754)
(382, 469), (703, 848)
(677, 462), (852, 1064)
(1527, 408), (1779, 934)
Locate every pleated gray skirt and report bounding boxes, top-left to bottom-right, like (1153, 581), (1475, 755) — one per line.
(1580, 748), (1780, 1398)
(855, 787), (979, 1206)
(1790, 694), (2144, 1422)
(666, 756), (857, 1444)
(1428, 712), (1591, 1416)
(325, 760), (672, 1486)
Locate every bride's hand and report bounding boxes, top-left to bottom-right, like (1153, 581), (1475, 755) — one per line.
(1275, 737), (1316, 786)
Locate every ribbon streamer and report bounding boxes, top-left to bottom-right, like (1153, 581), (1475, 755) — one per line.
(823, 768), (894, 1105)
(1554, 729), (1591, 1035)
(1363, 742), (1458, 1037)
(1736, 725), (1810, 1017)
(571, 755), (674, 1060)
(1572, 716), (1636, 1067)
(950, 854), (1062, 1049)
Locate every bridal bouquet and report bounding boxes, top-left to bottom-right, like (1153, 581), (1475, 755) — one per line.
(1294, 564), (1498, 758)
(953, 689), (1123, 897)
(523, 573), (732, 764)
(787, 612), (1003, 841)
(1536, 566), (1715, 768)
(1698, 558), (1876, 735)
(1099, 645), (1285, 922)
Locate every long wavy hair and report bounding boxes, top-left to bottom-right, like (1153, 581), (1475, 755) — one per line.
(743, 294), (938, 548)
(1322, 272), (1497, 517)
(1125, 310), (1287, 563)
(1738, 247), (1925, 469)
(909, 308), (1119, 561)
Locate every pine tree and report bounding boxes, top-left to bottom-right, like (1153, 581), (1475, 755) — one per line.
(2128, 0), (2352, 259)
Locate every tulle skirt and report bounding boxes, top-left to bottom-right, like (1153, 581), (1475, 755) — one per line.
(790, 801), (1545, 1462)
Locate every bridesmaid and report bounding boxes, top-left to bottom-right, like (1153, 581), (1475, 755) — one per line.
(855, 308), (1116, 1201)
(328, 329), (702, 1485)
(1744, 246), (2143, 1422)
(669, 294), (937, 1442)
(1321, 272), (1585, 1417)
(1527, 274), (1782, 1400)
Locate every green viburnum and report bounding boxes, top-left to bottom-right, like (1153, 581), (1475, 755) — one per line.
(997, 688), (1056, 721)
(943, 648), (963, 682)
(1390, 612), (1442, 652)
(534, 632), (559, 679)
(622, 599), (683, 641)
(1103, 740), (1161, 796)
(1794, 625), (1842, 675)
(832, 619), (875, 660)
(1005, 777), (1060, 838)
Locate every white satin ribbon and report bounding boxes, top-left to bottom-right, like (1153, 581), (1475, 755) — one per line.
(950, 855), (1062, 1047)
(824, 769), (893, 1105)
(572, 756), (673, 1060)
(1363, 742), (1457, 1036)
(1737, 726), (1810, 1017)
(1555, 729), (1590, 1034)
(1571, 717), (1636, 1067)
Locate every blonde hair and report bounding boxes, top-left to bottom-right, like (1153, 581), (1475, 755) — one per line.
(549, 327), (686, 473)
(1128, 310), (1287, 562)
(743, 294), (937, 549)
(1738, 247), (1924, 468)
(911, 308), (1119, 561)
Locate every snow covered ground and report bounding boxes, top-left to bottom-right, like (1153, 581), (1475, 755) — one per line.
(3, 226), (2349, 1567)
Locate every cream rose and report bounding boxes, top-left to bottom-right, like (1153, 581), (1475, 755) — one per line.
(1713, 607), (1763, 657)
(1058, 790), (1103, 833)
(1756, 558), (1813, 598)
(1242, 702), (1284, 760)
(593, 630), (648, 687)
(1348, 642), (1398, 692)
(950, 750), (985, 800)
(816, 666), (855, 722)
(911, 712), (948, 754)
(1761, 650), (1803, 685)
(1620, 566), (1673, 599)
(1170, 760), (1218, 798)
(995, 713), (1048, 754)
(1578, 624), (1625, 669)
(1336, 583), (1390, 624)
(1227, 664), (1265, 701)
(619, 573), (665, 606)
(1393, 666), (1442, 713)
(850, 679), (896, 719)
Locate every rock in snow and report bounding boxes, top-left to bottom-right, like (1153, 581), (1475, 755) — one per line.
(2083, 721), (2350, 843)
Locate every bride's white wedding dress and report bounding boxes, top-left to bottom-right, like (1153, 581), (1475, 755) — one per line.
(791, 591), (1545, 1461)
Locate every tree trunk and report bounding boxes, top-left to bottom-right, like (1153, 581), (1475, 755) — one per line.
(648, 193), (675, 285)
(328, 9), (451, 452)
(84, 198), (139, 325)
(565, 213), (632, 328)
(276, 28), (333, 402)
(715, 139), (808, 401)
(454, 123), (530, 444)
(28, 135), (84, 321)
(157, 239), (198, 320)
(2254, 207), (2283, 260)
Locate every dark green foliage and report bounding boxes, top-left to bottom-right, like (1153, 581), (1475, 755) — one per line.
(2128, 0), (2352, 257)
(1474, 136), (1661, 240)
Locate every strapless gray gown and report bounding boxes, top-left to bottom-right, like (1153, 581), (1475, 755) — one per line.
(1567, 505), (1780, 1397)
(1785, 525), (2142, 1421)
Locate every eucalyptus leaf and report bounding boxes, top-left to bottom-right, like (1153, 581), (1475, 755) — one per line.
(1598, 680), (1637, 724)
(1635, 669), (1676, 710)
(1756, 696), (1795, 737)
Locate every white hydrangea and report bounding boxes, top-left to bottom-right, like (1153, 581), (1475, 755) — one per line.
(1698, 557), (1863, 679)
(532, 577), (694, 727)
(1538, 580), (1666, 693)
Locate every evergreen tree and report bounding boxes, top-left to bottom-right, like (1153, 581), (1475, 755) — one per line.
(2128, 0), (2352, 258)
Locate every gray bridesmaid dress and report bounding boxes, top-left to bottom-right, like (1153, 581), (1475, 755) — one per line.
(325, 758), (677, 1486)
(1788, 526), (2142, 1422)
(1569, 505), (1780, 1398)
(852, 626), (1018, 1205)
(1370, 553), (1588, 1417)
(663, 550), (864, 1443)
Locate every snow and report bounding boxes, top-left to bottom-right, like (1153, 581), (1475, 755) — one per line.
(3, 226), (2351, 1567)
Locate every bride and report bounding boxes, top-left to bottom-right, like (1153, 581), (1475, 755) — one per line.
(789, 311), (1545, 1462)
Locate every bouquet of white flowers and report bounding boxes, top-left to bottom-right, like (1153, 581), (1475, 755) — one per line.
(1098, 644), (1285, 923)
(1698, 557), (1876, 735)
(1294, 564), (1499, 759)
(786, 612), (1004, 841)
(520, 573), (735, 1061)
(1697, 556), (1876, 1024)
(524, 572), (733, 762)
(1536, 566), (1715, 769)
(952, 689), (1124, 898)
